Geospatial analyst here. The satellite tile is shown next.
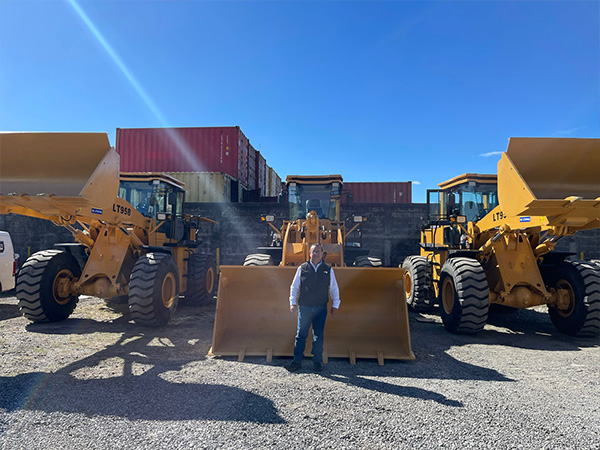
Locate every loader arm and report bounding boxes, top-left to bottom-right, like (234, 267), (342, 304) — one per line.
(0, 133), (151, 298)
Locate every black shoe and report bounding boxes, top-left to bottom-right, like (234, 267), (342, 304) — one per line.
(286, 361), (302, 372)
(313, 362), (323, 372)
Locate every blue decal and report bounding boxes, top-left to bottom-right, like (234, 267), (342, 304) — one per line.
(520, 216), (531, 223)
(91, 208), (103, 215)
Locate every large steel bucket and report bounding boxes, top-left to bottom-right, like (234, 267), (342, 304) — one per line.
(210, 265), (414, 364)
(498, 138), (600, 228)
(0, 132), (118, 217)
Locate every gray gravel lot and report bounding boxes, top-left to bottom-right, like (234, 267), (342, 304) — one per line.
(0, 293), (598, 450)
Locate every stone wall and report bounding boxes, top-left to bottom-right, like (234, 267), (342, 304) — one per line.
(0, 214), (73, 260)
(187, 202), (428, 266)
(1, 204), (599, 267)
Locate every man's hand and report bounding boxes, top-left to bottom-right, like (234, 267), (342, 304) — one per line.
(330, 307), (338, 316)
(290, 305), (297, 314)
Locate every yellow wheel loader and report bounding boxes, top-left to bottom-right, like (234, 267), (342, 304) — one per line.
(0, 132), (217, 326)
(403, 138), (600, 336)
(211, 175), (413, 364)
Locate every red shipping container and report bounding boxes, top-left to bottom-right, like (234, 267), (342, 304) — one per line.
(116, 127), (250, 187)
(343, 182), (412, 204)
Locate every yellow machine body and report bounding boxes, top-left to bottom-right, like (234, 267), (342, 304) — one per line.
(211, 266), (412, 364)
(211, 174), (414, 364)
(0, 132), (216, 325)
(409, 137), (600, 336)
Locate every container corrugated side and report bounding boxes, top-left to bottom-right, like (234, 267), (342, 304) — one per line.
(248, 144), (257, 191)
(256, 152), (267, 197)
(116, 127), (247, 183)
(267, 165), (282, 197)
(343, 182), (412, 203)
(236, 129), (250, 188)
(166, 171), (235, 203)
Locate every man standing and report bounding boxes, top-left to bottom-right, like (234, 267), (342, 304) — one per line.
(287, 243), (340, 372)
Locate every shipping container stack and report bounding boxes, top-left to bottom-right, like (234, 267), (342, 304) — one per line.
(343, 182), (412, 204)
(266, 165), (282, 198)
(256, 151), (267, 197)
(116, 126), (282, 203)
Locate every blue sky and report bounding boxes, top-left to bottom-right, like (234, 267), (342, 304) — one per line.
(1, 0), (598, 202)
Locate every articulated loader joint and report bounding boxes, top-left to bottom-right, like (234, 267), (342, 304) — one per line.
(140, 245), (173, 254)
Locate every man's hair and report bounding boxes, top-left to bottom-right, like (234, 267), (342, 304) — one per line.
(309, 243), (323, 252)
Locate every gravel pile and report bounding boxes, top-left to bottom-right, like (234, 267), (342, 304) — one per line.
(0, 294), (598, 449)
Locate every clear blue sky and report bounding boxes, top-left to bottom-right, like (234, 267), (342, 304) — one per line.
(1, 0), (598, 202)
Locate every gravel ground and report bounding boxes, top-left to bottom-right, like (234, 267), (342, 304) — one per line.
(0, 293), (598, 450)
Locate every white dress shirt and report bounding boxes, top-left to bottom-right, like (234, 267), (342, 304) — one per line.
(289, 261), (341, 309)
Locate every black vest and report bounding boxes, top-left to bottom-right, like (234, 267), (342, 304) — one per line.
(298, 261), (331, 307)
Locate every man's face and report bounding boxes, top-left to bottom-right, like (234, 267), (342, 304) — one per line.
(309, 245), (323, 265)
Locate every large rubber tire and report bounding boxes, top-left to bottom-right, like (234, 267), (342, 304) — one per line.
(402, 256), (434, 311)
(353, 255), (383, 267)
(16, 250), (81, 323)
(439, 257), (489, 334)
(128, 253), (179, 326)
(184, 253), (217, 306)
(546, 260), (600, 336)
(243, 254), (274, 266)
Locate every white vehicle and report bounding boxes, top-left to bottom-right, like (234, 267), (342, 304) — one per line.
(0, 231), (16, 292)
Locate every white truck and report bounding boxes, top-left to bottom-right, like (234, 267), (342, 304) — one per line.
(0, 231), (16, 292)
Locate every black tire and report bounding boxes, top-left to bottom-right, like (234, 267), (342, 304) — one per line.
(128, 253), (179, 326)
(546, 261), (600, 336)
(353, 255), (383, 267)
(402, 256), (434, 311)
(16, 250), (81, 323)
(243, 254), (274, 266)
(439, 257), (489, 334)
(184, 253), (217, 305)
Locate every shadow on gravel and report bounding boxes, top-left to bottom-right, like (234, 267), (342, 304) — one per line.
(322, 372), (463, 407)
(0, 303), (21, 321)
(411, 307), (600, 353)
(0, 292), (21, 321)
(2, 310), (284, 424)
(0, 371), (283, 423)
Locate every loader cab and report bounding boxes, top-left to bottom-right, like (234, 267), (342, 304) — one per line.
(119, 173), (185, 219)
(427, 174), (498, 224)
(119, 173), (186, 240)
(286, 175), (343, 221)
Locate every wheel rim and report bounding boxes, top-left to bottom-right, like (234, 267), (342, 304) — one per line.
(161, 272), (177, 308)
(555, 279), (575, 317)
(442, 276), (455, 315)
(206, 266), (215, 294)
(404, 271), (413, 300)
(53, 269), (75, 305)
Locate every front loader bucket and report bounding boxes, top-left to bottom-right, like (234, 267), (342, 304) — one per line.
(210, 266), (414, 364)
(498, 138), (600, 229)
(0, 132), (118, 217)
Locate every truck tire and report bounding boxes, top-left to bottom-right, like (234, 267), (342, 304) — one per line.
(129, 253), (179, 326)
(547, 261), (600, 336)
(402, 256), (434, 311)
(243, 254), (274, 266)
(439, 257), (489, 334)
(16, 250), (81, 322)
(353, 255), (383, 267)
(184, 253), (217, 306)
